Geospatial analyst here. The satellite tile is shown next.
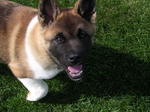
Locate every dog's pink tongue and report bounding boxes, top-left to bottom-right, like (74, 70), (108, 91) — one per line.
(67, 65), (82, 73)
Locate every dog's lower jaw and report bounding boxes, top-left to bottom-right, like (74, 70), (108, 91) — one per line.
(18, 78), (48, 101)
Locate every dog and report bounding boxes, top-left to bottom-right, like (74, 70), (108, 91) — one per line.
(0, 0), (96, 101)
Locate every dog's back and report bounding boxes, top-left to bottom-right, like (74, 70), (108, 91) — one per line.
(0, 0), (37, 63)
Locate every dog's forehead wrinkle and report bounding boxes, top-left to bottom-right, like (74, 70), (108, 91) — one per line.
(55, 12), (85, 33)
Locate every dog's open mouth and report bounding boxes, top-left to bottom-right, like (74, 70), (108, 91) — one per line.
(66, 65), (83, 81)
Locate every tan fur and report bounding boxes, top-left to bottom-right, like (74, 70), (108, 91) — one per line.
(0, 0), (37, 77)
(28, 23), (57, 69)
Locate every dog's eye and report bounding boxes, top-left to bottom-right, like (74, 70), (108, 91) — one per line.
(77, 28), (89, 40)
(55, 33), (65, 44)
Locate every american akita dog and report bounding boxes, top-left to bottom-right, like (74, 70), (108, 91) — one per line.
(0, 0), (96, 101)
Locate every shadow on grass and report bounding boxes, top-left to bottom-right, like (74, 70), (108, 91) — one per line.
(41, 44), (150, 104)
(0, 64), (12, 75)
(0, 44), (150, 104)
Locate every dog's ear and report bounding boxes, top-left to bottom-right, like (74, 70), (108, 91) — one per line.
(74, 0), (96, 22)
(38, 0), (60, 26)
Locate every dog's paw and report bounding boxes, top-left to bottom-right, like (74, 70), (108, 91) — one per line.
(26, 85), (48, 101)
(26, 92), (39, 101)
(26, 91), (48, 101)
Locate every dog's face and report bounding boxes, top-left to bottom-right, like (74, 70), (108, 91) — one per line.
(38, 0), (96, 81)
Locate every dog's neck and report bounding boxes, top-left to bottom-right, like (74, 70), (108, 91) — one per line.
(25, 16), (58, 70)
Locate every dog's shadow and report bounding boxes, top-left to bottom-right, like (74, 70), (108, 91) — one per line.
(41, 44), (150, 104)
(0, 44), (150, 104)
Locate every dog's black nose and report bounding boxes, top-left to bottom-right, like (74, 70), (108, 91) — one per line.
(68, 54), (80, 64)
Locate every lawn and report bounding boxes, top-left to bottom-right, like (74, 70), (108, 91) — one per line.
(0, 0), (150, 112)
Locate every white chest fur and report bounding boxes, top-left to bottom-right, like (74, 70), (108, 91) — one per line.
(25, 16), (62, 79)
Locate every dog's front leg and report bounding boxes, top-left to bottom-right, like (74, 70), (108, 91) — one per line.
(9, 63), (49, 101)
(18, 78), (48, 101)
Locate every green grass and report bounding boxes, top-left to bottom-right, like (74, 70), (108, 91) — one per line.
(0, 0), (150, 111)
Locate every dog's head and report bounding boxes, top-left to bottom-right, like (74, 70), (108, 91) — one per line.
(38, 0), (96, 81)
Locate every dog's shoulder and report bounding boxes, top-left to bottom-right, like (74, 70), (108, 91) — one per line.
(0, 0), (20, 16)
